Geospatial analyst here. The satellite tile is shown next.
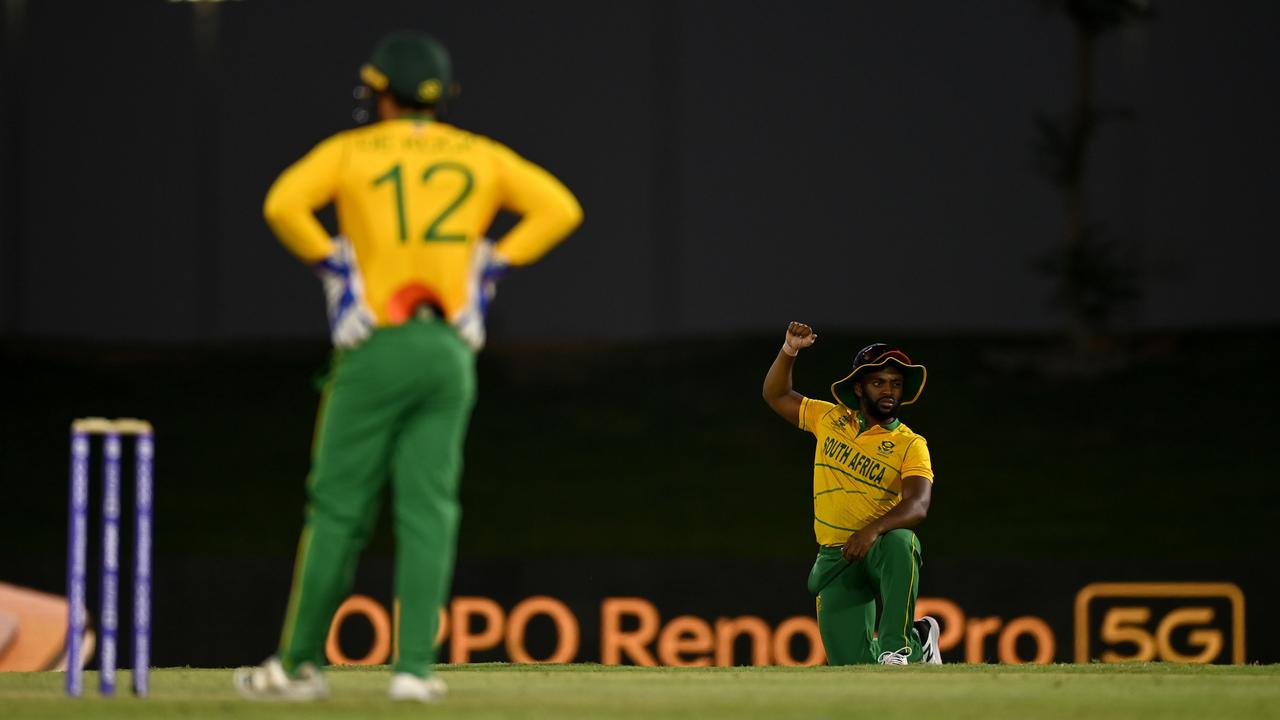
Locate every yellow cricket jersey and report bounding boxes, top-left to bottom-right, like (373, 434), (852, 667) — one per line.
(798, 397), (934, 546)
(263, 117), (583, 325)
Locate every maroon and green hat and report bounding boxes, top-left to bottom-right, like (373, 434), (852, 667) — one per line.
(830, 342), (927, 409)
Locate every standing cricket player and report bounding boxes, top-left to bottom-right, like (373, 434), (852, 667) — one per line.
(762, 322), (943, 665)
(234, 31), (582, 701)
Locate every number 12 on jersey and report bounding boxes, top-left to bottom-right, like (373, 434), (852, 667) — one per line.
(372, 162), (474, 243)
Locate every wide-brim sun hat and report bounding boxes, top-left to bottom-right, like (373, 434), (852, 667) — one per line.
(830, 342), (927, 409)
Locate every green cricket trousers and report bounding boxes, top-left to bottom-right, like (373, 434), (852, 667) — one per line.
(808, 529), (924, 664)
(278, 318), (476, 678)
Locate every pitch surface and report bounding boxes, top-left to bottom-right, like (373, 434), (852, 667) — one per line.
(2, 663), (1278, 719)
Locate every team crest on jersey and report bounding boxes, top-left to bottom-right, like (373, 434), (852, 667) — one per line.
(876, 440), (896, 457)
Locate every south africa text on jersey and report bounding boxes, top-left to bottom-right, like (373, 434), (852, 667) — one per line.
(821, 438), (890, 487)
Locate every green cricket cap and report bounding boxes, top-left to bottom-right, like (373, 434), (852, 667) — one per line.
(360, 31), (454, 106)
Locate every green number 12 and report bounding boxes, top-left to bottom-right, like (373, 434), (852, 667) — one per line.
(372, 162), (474, 243)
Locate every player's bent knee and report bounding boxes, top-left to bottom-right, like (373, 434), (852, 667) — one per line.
(877, 528), (916, 554)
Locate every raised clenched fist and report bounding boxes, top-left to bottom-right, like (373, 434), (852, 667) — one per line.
(783, 321), (817, 356)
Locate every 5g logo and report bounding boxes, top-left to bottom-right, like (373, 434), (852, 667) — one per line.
(1075, 582), (1245, 664)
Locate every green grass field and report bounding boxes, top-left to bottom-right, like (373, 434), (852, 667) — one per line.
(2, 663), (1278, 720)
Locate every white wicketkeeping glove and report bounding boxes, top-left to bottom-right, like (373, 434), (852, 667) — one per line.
(312, 236), (377, 349)
(453, 239), (508, 351)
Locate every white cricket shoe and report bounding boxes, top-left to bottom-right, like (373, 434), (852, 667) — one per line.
(877, 646), (912, 665)
(233, 657), (328, 701)
(914, 616), (944, 665)
(389, 672), (448, 702)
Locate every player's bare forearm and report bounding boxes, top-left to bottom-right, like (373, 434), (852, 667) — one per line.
(763, 322), (817, 426)
(841, 476), (932, 562)
(762, 349), (802, 423)
(865, 494), (929, 535)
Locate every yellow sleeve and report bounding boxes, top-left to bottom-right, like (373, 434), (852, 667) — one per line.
(902, 436), (935, 482)
(798, 397), (835, 434)
(491, 143), (583, 266)
(262, 134), (346, 264)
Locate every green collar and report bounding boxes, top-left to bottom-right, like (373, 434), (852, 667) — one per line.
(855, 411), (901, 434)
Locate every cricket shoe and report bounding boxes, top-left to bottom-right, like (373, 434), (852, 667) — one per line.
(877, 646), (912, 665)
(233, 657), (329, 701)
(389, 672), (448, 703)
(914, 615), (943, 665)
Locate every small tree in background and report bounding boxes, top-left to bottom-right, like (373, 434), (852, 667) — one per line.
(1035, 0), (1151, 357)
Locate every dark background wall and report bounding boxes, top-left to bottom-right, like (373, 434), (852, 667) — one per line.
(2, 0), (1278, 667)
(1, 0), (1277, 343)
